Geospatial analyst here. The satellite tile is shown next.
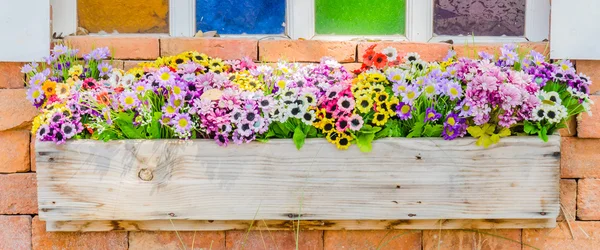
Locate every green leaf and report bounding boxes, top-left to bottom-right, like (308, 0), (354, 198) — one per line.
(538, 126), (549, 142)
(467, 126), (484, 138)
(407, 122), (424, 138)
(375, 127), (391, 139)
(115, 113), (144, 139)
(356, 133), (375, 152)
(292, 127), (306, 150)
(423, 124), (443, 137)
(147, 112), (162, 139)
(523, 121), (539, 134)
(360, 124), (382, 134)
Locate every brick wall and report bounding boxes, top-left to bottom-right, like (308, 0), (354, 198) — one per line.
(0, 36), (598, 249)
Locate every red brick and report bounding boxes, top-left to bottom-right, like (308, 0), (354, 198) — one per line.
(0, 89), (39, 131)
(259, 40), (356, 62)
(453, 42), (549, 59)
(561, 137), (600, 178)
(0, 130), (30, 173)
(422, 229), (521, 250)
(559, 179), (577, 221)
(357, 42), (451, 62)
(64, 36), (159, 60)
(123, 60), (152, 71)
(0, 62), (25, 89)
(0, 216), (32, 250)
(576, 60), (600, 94)
(324, 230), (421, 250)
(161, 38), (258, 60)
(342, 63), (363, 73)
(577, 178), (600, 220)
(523, 221), (600, 249)
(560, 117), (577, 137)
(30, 134), (36, 172)
(226, 230), (323, 250)
(0, 173), (37, 214)
(577, 95), (600, 138)
(129, 231), (225, 250)
(32, 216), (127, 250)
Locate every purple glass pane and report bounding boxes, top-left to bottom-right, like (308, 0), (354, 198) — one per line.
(434, 0), (526, 36)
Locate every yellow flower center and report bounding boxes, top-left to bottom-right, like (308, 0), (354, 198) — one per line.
(392, 75), (402, 81)
(401, 105), (410, 114)
(102, 67), (108, 72)
(425, 85), (435, 94)
(447, 117), (456, 126)
(450, 87), (458, 96)
(397, 85), (406, 92)
(428, 112), (435, 119)
(160, 72), (171, 81)
(173, 86), (181, 95)
(178, 118), (188, 128)
(32, 90), (41, 99)
(166, 106), (175, 114)
(407, 91), (416, 99)
(124, 96), (135, 105)
(136, 85), (145, 92)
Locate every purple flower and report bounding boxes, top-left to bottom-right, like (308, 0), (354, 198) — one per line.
(26, 84), (45, 104)
(97, 62), (112, 77)
(172, 113), (192, 137)
(119, 91), (139, 110)
(442, 113), (467, 140)
(478, 51), (494, 61)
(214, 133), (229, 146)
(154, 67), (176, 87)
(424, 107), (441, 122)
(84, 47), (110, 61)
(29, 73), (46, 87)
(21, 63), (35, 74)
(52, 44), (69, 56)
(61, 122), (77, 138)
(396, 102), (413, 120)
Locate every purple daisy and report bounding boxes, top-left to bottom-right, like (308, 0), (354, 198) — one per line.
(97, 62), (113, 77)
(396, 102), (413, 120)
(424, 107), (441, 122)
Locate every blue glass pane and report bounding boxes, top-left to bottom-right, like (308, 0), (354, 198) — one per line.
(196, 0), (286, 34)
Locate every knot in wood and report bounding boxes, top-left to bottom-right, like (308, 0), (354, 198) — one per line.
(138, 168), (153, 181)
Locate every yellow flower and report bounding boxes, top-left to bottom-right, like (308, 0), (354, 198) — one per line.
(31, 115), (43, 135)
(56, 82), (70, 99)
(356, 95), (373, 113)
(387, 97), (400, 116)
(334, 133), (352, 150)
(374, 92), (389, 104)
(41, 80), (56, 97)
(367, 73), (386, 83)
(321, 119), (336, 133)
(326, 131), (340, 144)
(173, 55), (189, 65)
(372, 111), (389, 126)
(68, 65), (83, 77)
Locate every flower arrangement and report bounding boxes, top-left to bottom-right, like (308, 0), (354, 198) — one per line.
(24, 43), (592, 151)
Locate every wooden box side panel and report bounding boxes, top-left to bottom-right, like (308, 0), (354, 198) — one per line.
(36, 136), (561, 222)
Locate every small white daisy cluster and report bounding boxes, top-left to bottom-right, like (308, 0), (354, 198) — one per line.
(532, 91), (568, 124)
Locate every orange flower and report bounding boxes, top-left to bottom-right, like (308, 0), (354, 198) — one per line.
(362, 50), (375, 67)
(373, 53), (388, 69)
(41, 80), (56, 97)
(96, 91), (111, 105)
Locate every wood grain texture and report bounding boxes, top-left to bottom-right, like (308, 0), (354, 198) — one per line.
(36, 136), (561, 230)
(46, 219), (557, 232)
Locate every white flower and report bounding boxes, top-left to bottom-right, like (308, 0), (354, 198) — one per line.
(540, 90), (562, 105)
(404, 52), (421, 62)
(382, 47), (398, 61)
(324, 59), (341, 69)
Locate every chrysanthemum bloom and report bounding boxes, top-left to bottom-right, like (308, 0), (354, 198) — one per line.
(392, 80), (408, 96)
(445, 81), (463, 100)
(382, 47), (398, 62)
(386, 68), (405, 83)
(172, 113), (192, 137)
(214, 132), (229, 146)
(396, 102), (412, 120)
(442, 113), (467, 140)
(400, 85), (420, 104)
(372, 53), (388, 69)
(97, 62), (113, 78)
(120, 91), (139, 110)
(42, 80), (57, 97)
(29, 73), (46, 87)
(26, 85), (45, 105)
(61, 122), (77, 139)
(424, 107), (441, 122)
(372, 111), (389, 126)
(155, 67), (176, 87)
(348, 114), (364, 131)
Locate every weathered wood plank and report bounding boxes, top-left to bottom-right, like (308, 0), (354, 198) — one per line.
(46, 219), (557, 232)
(36, 136), (560, 224)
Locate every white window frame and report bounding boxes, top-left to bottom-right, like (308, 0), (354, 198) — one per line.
(53, 0), (549, 42)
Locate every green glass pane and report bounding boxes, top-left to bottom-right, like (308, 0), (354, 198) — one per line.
(315, 0), (406, 35)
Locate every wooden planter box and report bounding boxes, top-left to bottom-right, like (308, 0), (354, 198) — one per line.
(36, 136), (560, 232)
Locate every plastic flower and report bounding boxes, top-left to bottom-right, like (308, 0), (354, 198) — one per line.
(372, 53), (388, 69)
(42, 80), (57, 97)
(172, 113), (192, 137)
(348, 114), (364, 131)
(55, 83), (70, 99)
(356, 95), (373, 113)
(372, 111), (389, 126)
(445, 81), (463, 100)
(155, 67), (176, 86)
(97, 62), (113, 77)
(424, 107), (441, 122)
(337, 96), (355, 113)
(214, 133), (229, 146)
(120, 91), (139, 110)
(400, 84), (420, 104)
(396, 102), (412, 120)
(334, 133), (352, 150)
(26, 84), (45, 104)
(61, 122), (77, 138)
(382, 47), (398, 61)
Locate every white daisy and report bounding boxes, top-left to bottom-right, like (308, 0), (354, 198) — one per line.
(382, 47), (398, 61)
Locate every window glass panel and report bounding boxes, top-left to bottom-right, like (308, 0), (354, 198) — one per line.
(315, 0), (406, 35)
(196, 0), (286, 34)
(78, 0), (169, 33)
(434, 0), (526, 36)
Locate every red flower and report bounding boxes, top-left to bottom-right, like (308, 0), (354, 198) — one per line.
(363, 50), (376, 67)
(373, 53), (388, 69)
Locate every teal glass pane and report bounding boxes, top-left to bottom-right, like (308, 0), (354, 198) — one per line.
(196, 0), (285, 34)
(315, 0), (406, 35)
